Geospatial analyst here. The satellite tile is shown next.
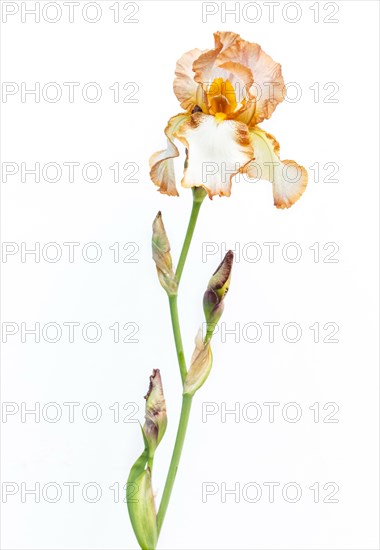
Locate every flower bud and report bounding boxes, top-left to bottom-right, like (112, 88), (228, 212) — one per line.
(203, 250), (233, 342)
(127, 465), (158, 550)
(152, 211), (178, 296)
(183, 329), (213, 396)
(143, 369), (167, 456)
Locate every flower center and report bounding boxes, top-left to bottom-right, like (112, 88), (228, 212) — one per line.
(207, 78), (237, 121)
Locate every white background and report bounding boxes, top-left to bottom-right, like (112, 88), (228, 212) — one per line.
(1, 1), (379, 549)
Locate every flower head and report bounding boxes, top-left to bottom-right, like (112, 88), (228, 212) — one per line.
(150, 31), (307, 207)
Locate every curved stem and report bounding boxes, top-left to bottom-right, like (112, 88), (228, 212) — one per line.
(157, 394), (192, 535)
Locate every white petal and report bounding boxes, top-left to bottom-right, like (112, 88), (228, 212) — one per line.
(174, 113), (253, 197)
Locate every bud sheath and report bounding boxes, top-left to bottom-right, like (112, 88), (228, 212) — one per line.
(183, 330), (213, 396)
(152, 212), (177, 296)
(127, 463), (158, 550)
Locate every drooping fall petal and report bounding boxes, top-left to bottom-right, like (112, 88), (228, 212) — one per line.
(175, 112), (253, 197)
(149, 113), (190, 196)
(245, 127), (308, 209)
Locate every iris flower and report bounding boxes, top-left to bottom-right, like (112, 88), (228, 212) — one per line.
(150, 31), (307, 208)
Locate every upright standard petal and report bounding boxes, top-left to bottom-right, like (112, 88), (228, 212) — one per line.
(193, 31), (253, 110)
(245, 127), (307, 209)
(174, 112), (253, 197)
(192, 32), (283, 125)
(216, 35), (284, 125)
(192, 31), (240, 84)
(173, 48), (207, 112)
(149, 113), (190, 196)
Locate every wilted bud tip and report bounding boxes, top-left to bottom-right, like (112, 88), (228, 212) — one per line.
(143, 369), (167, 453)
(209, 250), (233, 298)
(203, 251), (233, 340)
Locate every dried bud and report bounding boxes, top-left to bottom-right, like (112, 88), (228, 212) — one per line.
(152, 211), (178, 296)
(203, 250), (233, 342)
(127, 370), (166, 549)
(143, 369), (167, 456)
(127, 464), (158, 550)
(183, 329), (213, 396)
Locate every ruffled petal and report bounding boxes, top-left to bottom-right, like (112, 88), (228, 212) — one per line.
(173, 48), (208, 112)
(193, 32), (253, 108)
(245, 127), (307, 208)
(216, 34), (284, 125)
(174, 112), (254, 198)
(149, 113), (190, 196)
(192, 31), (283, 125)
(246, 47), (284, 125)
(192, 31), (240, 83)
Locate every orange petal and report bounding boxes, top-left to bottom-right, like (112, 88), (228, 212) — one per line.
(174, 112), (254, 198)
(193, 32), (253, 109)
(216, 34), (284, 125)
(245, 127), (307, 208)
(193, 31), (284, 125)
(149, 113), (190, 196)
(173, 48), (207, 112)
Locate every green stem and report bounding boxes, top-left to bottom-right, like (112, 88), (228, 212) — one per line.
(157, 394), (192, 535)
(168, 188), (207, 384)
(158, 188), (207, 538)
(168, 295), (187, 384)
(175, 187), (206, 284)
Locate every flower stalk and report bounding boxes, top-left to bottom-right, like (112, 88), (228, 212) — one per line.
(128, 30), (307, 549)
(157, 393), (193, 535)
(167, 187), (207, 384)
(157, 199), (233, 538)
(175, 187), (207, 283)
(156, 189), (206, 531)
